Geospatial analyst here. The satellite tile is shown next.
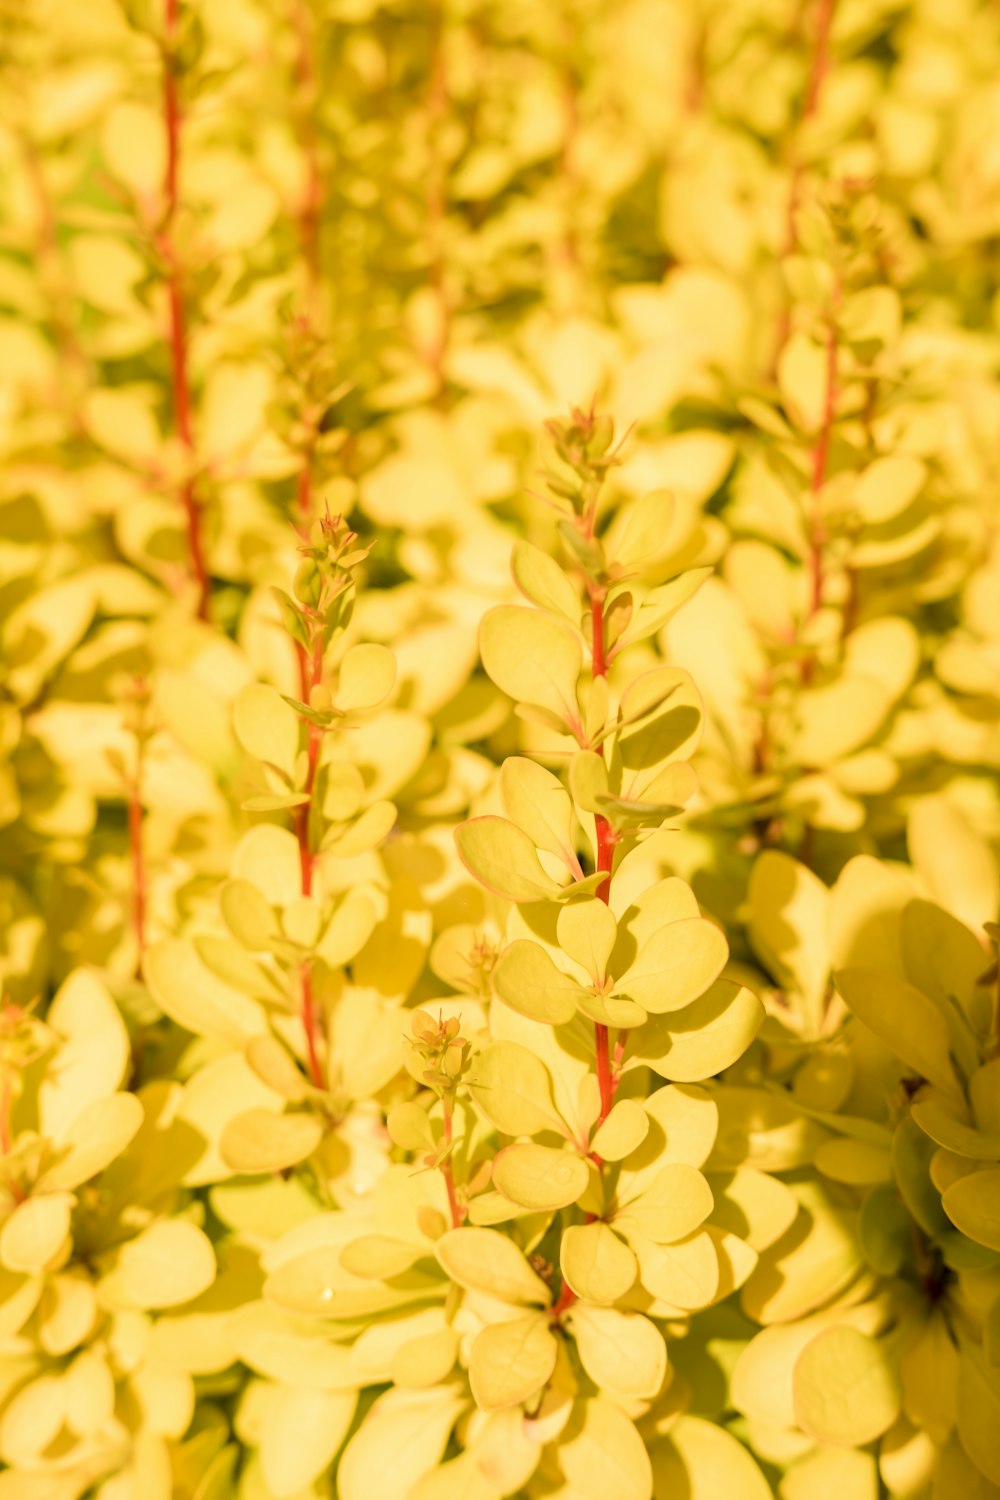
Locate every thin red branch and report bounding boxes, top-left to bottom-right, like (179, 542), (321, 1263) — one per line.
(589, 588), (615, 1126)
(424, 0), (449, 395)
(801, 298), (839, 685)
(162, 0), (209, 620)
(129, 774), (147, 979)
(441, 1094), (463, 1228)
(296, 635), (326, 1087)
(773, 0), (839, 367)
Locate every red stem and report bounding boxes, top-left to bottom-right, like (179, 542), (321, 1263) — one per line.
(441, 1094), (463, 1228)
(129, 774), (147, 978)
(589, 589), (615, 1126)
(296, 635), (326, 1087)
(801, 301), (839, 684)
(773, 0), (839, 367)
(0, 1071), (23, 1205)
(162, 0), (209, 620)
(425, 0), (449, 395)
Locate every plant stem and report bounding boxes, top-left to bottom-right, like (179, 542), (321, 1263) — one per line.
(424, 0), (449, 396)
(801, 296), (839, 684)
(162, 0), (209, 620)
(441, 1092), (463, 1228)
(589, 586), (615, 1126)
(296, 633), (326, 1087)
(129, 771), (147, 979)
(0, 1069), (23, 1205)
(772, 0), (839, 369)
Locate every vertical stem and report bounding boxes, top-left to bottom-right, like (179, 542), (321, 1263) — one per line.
(296, 634), (326, 1088)
(772, 0), (839, 369)
(424, 0), (449, 395)
(0, 1062), (23, 1205)
(589, 588), (615, 1126)
(162, 0), (209, 620)
(801, 298), (839, 685)
(129, 771), (147, 979)
(441, 1093), (463, 1228)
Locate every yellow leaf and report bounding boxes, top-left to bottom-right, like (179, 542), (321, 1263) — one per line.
(492, 1143), (590, 1212)
(511, 540), (581, 625)
(37, 1091), (144, 1192)
(560, 1222), (638, 1304)
(852, 455), (926, 523)
(39, 968), (130, 1139)
(615, 917), (729, 1014)
(747, 851), (830, 1030)
(957, 1348), (1000, 1486)
(628, 979), (764, 1081)
(492, 939), (587, 1024)
(260, 1386), (357, 1498)
(434, 1228), (550, 1304)
(942, 1167), (1000, 1251)
(616, 1162), (714, 1243)
(630, 1228), (719, 1310)
(568, 1304), (667, 1399)
(337, 1387), (465, 1500)
(835, 967), (961, 1096)
(781, 1447), (879, 1500)
(144, 937), (268, 1045)
(557, 1396), (652, 1500)
(778, 331), (830, 433)
(590, 1099), (648, 1161)
(740, 1184), (859, 1324)
(909, 797), (1000, 935)
(233, 683), (301, 780)
(456, 820), (563, 904)
(220, 1110), (323, 1175)
(101, 101), (166, 195)
(479, 606), (582, 726)
(468, 1312), (558, 1410)
(793, 1325), (900, 1444)
(0, 1193), (74, 1273)
(466, 1042), (562, 1137)
(789, 674), (890, 767)
(652, 1415), (772, 1500)
(338, 643), (397, 712)
(101, 1220), (216, 1310)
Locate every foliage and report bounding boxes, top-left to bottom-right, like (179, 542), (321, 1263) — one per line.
(1, 0), (1000, 1497)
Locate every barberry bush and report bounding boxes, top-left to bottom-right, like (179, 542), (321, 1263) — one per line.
(1, 0), (1000, 1497)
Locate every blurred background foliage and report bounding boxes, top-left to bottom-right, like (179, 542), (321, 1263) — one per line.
(2, 0), (1000, 1495)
